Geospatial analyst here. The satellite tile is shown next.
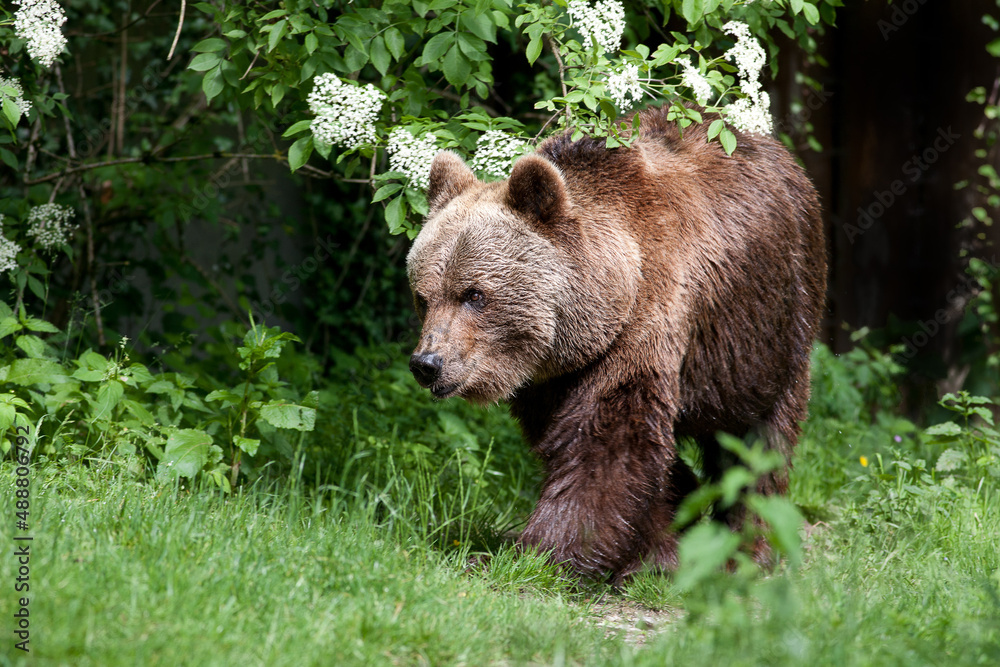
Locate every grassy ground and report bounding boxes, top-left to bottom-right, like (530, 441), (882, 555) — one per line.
(2, 452), (998, 666)
(2, 343), (999, 665)
(0, 468), (612, 666)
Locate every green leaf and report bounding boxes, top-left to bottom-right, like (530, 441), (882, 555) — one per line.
(988, 38), (1000, 58)
(936, 448), (965, 472)
(202, 65), (225, 102)
(282, 119), (313, 138)
(385, 27), (405, 60)
(0, 147), (17, 170)
(720, 128), (737, 155)
(719, 466), (757, 507)
(747, 495), (804, 566)
(268, 19), (288, 53)
(2, 97), (20, 126)
(15, 335), (45, 359)
(443, 44), (471, 86)
(191, 37), (227, 52)
(707, 118), (725, 140)
(422, 33), (453, 63)
(802, 3), (820, 24)
(681, 0), (705, 26)
(305, 31), (318, 54)
(23, 317), (58, 333)
(526, 35), (543, 65)
(384, 195), (408, 232)
(0, 402), (15, 434)
(370, 36), (391, 75)
(372, 183), (404, 203)
(159, 429), (213, 480)
(234, 435), (260, 456)
(5, 359), (67, 386)
(188, 52), (221, 72)
(971, 406), (996, 425)
(72, 368), (105, 381)
(123, 399), (154, 426)
(461, 11), (497, 43)
(94, 380), (125, 419)
(674, 523), (741, 591)
(205, 389), (242, 403)
(288, 135), (313, 172)
(0, 317), (23, 339)
(258, 401), (316, 431)
(925, 421), (962, 437)
(790, 0), (804, 14)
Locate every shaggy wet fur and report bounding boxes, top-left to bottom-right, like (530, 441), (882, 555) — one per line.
(406, 106), (826, 583)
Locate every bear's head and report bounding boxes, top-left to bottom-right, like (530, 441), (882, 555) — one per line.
(406, 151), (640, 404)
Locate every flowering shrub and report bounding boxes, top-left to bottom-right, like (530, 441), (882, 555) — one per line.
(566, 0), (627, 54)
(24, 204), (76, 251)
(306, 73), (386, 151)
(0, 1), (842, 452)
(470, 131), (531, 180)
(1, 0), (840, 255)
(12, 0), (67, 68)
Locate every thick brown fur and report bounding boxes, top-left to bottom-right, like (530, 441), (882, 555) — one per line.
(406, 106), (826, 583)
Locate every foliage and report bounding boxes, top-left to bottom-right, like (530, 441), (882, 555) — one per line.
(951, 0), (1000, 391)
(0, 301), (317, 492)
(671, 431), (805, 594)
(925, 391), (1000, 484)
(0, 0), (843, 355)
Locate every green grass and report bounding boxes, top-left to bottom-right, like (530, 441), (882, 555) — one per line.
(3, 341), (1000, 665)
(4, 448), (998, 666)
(0, 467), (612, 666)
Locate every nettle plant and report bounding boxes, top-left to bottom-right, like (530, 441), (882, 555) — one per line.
(188, 0), (840, 236)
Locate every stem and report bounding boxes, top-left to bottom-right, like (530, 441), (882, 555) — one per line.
(547, 36), (571, 125)
(167, 0), (187, 61)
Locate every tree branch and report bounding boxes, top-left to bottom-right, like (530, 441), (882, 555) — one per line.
(22, 152), (336, 185)
(167, 0), (187, 61)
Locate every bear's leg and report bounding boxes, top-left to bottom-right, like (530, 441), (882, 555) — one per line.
(699, 389), (805, 567)
(518, 422), (685, 582)
(639, 454), (700, 573)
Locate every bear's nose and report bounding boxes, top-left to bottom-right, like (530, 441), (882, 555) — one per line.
(409, 352), (443, 387)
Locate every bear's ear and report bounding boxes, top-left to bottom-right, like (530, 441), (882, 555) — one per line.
(505, 154), (567, 226)
(427, 151), (477, 215)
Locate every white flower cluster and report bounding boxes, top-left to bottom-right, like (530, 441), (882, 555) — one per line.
(387, 127), (438, 190)
(25, 203), (77, 250)
(13, 0), (68, 68)
(470, 130), (529, 180)
(605, 63), (643, 111)
(567, 0), (626, 54)
(677, 57), (712, 105)
(722, 21), (772, 135)
(0, 76), (32, 118)
(307, 73), (386, 150)
(0, 215), (22, 275)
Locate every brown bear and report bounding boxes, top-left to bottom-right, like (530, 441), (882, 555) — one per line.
(406, 105), (826, 583)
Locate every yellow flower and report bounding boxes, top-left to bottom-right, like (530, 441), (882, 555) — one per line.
(860, 456), (869, 467)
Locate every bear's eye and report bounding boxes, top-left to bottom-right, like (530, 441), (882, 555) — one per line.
(461, 288), (485, 311)
(414, 293), (428, 319)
